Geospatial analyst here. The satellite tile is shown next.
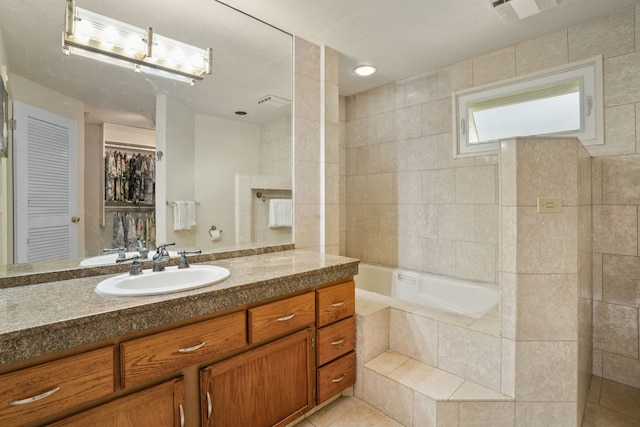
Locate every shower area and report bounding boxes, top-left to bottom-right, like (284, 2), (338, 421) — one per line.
(345, 134), (593, 426)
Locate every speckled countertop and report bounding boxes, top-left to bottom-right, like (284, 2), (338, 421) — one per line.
(0, 249), (359, 367)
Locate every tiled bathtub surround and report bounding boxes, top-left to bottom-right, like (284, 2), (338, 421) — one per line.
(500, 137), (593, 426)
(341, 5), (640, 397)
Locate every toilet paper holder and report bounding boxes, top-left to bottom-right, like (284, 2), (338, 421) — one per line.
(209, 225), (223, 238)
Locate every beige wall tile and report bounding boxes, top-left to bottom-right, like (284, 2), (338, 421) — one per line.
(602, 254), (640, 308)
(364, 351), (409, 376)
(438, 323), (502, 391)
(379, 140), (405, 173)
(455, 165), (497, 205)
(593, 301), (639, 358)
(568, 7), (635, 62)
(601, 155), (640, 205)
(401, 71), (438, 107)
(345, 117), (367, 148)
(295, 116), (321, 162)
(592, 205), (637, 256)
(295, 74), (321, 122)
(593, 349), (603, 377)
(499, 139), (517, 207)
(361, 308), (390, 363)
(438, 133), (475, 169)
(515, 402), (577, 427)
(368, 111), (396, 145)
(294, 36), (320, 80)
(516, 273), (578, 341)
(397, 236), (423, 271)
(515, 341), (578, 401)
(362, 369), (414, 427)
(475, 205), (499, 244)
(604, 52), (640, 107)
(586, 104), (636, 157)
(516, 206), (578, 274)
(439, 204), (475, 241)
(591, 157), (602, 205)
(389, 310), (438, 365)
(436, 59), (473, 100)
(322, 46), (339, 86)
(355, 88), (381, 119)
(501, 338), (516, 397)
(593, 253), (603, 301)
(459, 402), (515, 427)
(422, 238), (456, 276)
(406, 136), (439, 171)
(602, 351), (640, 389)
(500, 208), (517, 275)
(413, 393), (437, 427)
(436, 402), (459, 427)
(455, 241), (496, 283)
(473, 46), (516, 87)
(367, 173), (395, 204)
(388, 359), (465, 400)
(396, 105), (422, 140)
(422, 98), (452, 136)
(515, 138), (578, 207)
(324, 82), (340, 125)
(397, 171), (422, 204)
(295, 159), (320, 204)
(423, 169), (456, 204)
(516, 29), (568, 75)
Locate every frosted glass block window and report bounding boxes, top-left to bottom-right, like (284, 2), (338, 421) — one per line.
(453, 56), (603, 157)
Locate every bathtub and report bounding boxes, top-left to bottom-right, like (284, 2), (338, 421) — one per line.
(354, 263), (499, 319)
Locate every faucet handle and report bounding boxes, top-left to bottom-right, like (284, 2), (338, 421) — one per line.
(116, 255), (143, 275)
(103, 247), (127, 259)
(177, 250), (202, 269)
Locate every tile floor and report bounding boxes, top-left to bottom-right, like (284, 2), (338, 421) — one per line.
(292, 376), (640, 426)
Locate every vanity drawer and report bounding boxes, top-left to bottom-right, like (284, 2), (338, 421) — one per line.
(0, 346), (115, 426)
(121, 311), (247, 388)
(248, 292), (315, 344)
(316, 316), (356, 367)
(316, 281), (355, 327)
(316, 351), (356, 405)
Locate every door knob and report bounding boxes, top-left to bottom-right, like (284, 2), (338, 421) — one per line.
(71, 216), (80, 223)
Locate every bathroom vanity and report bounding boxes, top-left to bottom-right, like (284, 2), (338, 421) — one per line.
(0, 250), (358, 426)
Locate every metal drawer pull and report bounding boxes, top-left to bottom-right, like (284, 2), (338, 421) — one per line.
(177, 341), (207, 353)
(206, 391), (213, 419)
(179, 403), (185, 427)
(331, 337), (345, 346)
(276, 313), (296, 321)
(330, 301), (345, 307)
(331, 374), (346, 383)
(9, 386), (61, 406)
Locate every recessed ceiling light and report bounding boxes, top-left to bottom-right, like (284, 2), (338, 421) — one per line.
(353, 65), (377, 77)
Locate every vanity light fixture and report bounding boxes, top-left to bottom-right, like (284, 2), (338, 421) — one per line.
(353, 65), (377, 77)
(62, 0), (212, 85)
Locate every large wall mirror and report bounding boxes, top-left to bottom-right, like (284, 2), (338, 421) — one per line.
(0, 0), (292, 275)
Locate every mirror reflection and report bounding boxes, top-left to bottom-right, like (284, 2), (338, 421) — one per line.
(0, 0), (293, 273)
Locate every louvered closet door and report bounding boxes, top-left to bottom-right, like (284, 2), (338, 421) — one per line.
(13, 101), (78, 263)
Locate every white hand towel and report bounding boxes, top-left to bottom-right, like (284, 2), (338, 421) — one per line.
(268, 199), (292, 228)
(173, 201), (187, 230)
(186, 201), (197, 229)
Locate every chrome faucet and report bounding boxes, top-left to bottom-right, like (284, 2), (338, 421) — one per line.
(152, 242), (175, 272)
(103, 247), (126, 261)
(137, 240), (149, 260)
(116, 255), (143, 275)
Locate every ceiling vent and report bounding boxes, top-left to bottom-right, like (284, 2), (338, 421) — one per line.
(491, 0), (564, 24)
(257, 95), (291, 108)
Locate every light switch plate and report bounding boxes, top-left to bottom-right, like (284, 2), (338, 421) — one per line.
(537, 197), (562, 213)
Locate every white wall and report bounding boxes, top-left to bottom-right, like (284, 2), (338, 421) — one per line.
(194, 115), (260, 249)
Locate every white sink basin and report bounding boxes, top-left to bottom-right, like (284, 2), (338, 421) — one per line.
(95, 265), (230, 296)
(80, 251), (178, 267)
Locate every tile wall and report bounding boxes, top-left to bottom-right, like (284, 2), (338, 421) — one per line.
(341, 6), (640, 391)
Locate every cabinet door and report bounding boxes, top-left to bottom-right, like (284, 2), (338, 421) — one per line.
(50, 378), (185, 427)
(201, 329), (313, 427)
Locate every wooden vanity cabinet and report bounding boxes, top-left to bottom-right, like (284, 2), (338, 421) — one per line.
(315, 280), (356, 404)
(0, 346), (115, 426)
(0, 277), (356, 426)
(50, 377), (185, 427)
(200, 329), (314, 427)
